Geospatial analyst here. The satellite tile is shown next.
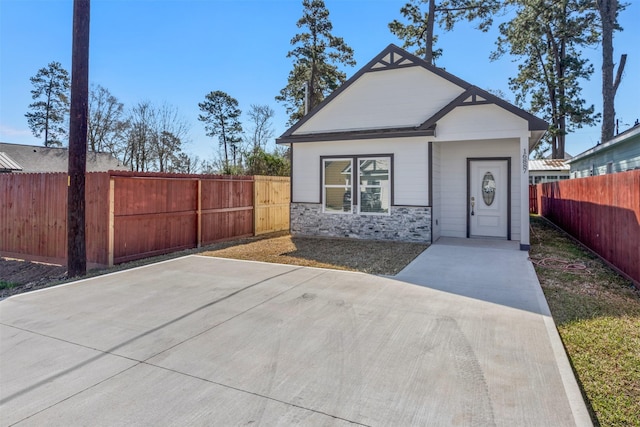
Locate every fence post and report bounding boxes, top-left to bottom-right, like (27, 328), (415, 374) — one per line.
(197, 178), (202, 248)
(108, 177), (115, 267)
(253, 176), (257, 236)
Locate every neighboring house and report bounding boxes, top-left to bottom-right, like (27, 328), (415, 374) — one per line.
(277, 44), (547, 250)
(568, 123), (640, 178)
(0, 142), (127, 173)
(528, 158), (571, 184)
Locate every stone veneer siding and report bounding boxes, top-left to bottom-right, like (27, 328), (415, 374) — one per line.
(290, 203), (431, 243)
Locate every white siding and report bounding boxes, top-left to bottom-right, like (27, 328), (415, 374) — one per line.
(437, 104), (529, 141)
(292, 137), (430, 206)
(294, 67), (465, 135)
(431, 142), (442, 240)
(436, 139), (521, 241)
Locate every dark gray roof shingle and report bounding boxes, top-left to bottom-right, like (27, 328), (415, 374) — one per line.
(0, 142), (128, 172)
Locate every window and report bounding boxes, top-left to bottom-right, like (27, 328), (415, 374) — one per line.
(322, 155), (392, 215)
(323, 159), (352, 213)
(606, 162), (613, 174)
(358, 158), (390, 214)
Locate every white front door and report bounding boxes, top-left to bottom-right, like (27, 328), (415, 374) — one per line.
(469, 159), (509, 238)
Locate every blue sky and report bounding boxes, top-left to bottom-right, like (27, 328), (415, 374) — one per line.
(1, 0), (638, 162)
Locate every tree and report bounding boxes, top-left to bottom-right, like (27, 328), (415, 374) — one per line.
(169, 152), (201, 174)
(25, 61), (70, 147)
(389, 0), (500, 65)
(88, 84), (128, 155)
(153, 103), (189, 172)
(596, 0), (627, 143)
(245, 146), (291, 176)
(244, 104), (275, 152)
(198, 91), (242, 173)
(276, 0), (355, 125)
(492, 0), (599, 159)
(124, 101), (156, 172)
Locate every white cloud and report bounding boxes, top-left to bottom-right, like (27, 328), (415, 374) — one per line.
(0, 123), (35, 143)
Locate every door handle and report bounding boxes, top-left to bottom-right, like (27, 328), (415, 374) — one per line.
(471, 196), (475, 216)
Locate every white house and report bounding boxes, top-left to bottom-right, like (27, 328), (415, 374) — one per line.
(277, 45), (547, 250)
(569, 122), (640, 178)
(528, 158), (571, 184)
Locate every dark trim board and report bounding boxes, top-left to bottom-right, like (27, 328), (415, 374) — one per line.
(277, 44), (548, 145)
(428, 141), (433, 237)
(278, 44), (460, 140)
(277, 127), (434, 144)
(289, 144), (294, 208)
(420, 86), (547, 132)
(466, 157), (511, 241)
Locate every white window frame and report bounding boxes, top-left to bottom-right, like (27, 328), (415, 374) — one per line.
(322, 158), (353, 214)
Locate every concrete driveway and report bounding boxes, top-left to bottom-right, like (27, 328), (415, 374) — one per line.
(0, 238), (590, 426)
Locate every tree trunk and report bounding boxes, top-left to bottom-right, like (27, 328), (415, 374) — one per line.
(45, 80), (53, 146)
(600, 0), (615, 142)
(425, 0), (436, 65)
(599, 0), (625, 143)
(67, 0), (90, 277)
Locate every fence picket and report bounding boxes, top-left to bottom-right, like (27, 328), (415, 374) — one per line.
(535, 170), (640, 288)
(1, 172), (290, 268)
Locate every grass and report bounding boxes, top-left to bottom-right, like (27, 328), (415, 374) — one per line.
(0, 280), (17, 291)
(529, 215), (640, 426)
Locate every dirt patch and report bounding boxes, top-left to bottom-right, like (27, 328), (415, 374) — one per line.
(202, 235), (428, 275)
(0, 258), (68, 298)
(1, 233), (428, 298)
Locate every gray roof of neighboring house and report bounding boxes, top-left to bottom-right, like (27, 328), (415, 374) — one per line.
(0, 142), (128, 172)
(568, 123), (640, 163)
(528, 159), (570, 172)
(0, 151), (24, 172)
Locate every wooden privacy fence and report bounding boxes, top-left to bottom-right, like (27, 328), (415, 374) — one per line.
(529, 184), (538, 214)
(1, 171), (290, 268)
(533, 170), (640, 287)
(254, 175), (290, 235)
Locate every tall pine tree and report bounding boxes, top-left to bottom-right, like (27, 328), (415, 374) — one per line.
(198, 91), (242, 173)
(389, 0), (500, 65)
(492, 0), (599, 159)
(25, 61), (70, 147)
(276, 0), (355, 125)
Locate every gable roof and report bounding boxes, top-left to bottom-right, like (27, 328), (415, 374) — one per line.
(0, 142), (128, 173)
(528, 159), (570, 172)
(0, 151), (24, 172)
(277, 44), (547, 145)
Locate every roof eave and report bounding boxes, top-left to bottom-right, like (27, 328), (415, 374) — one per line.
(277, 126), (435, 144)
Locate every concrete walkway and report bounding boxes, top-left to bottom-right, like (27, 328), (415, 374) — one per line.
(0, 239), (590, 426)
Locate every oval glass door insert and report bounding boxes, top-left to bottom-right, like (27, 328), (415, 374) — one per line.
(482, 172), (496, 206)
